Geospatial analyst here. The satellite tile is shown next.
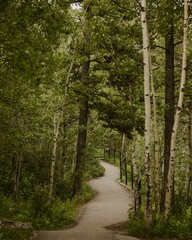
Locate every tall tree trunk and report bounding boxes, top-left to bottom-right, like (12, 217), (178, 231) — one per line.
(163, 23), (175, 210)
(72, 57), (90, 196)
(120, 133), (126, 182)
(72, 3), (91, 195)
(49, 41), (76, 200)
(49, 114), (60, 200)
(164, 0), (189, 219)
(187, 100), (192, 203)
(132, 128), (141, 216)
(13, 154), (22, 202)
(140, 0), (152, 226)
(113, 147), (116, 164)
(72, 138), (77, 174)
(150, 55), (160, 218)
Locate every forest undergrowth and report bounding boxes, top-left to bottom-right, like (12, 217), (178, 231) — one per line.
(127, 209), (192, 240)
(0, 162), (105, 240)
(104, 158), (192, 240)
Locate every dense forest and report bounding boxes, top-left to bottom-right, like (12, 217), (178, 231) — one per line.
(0, 0), (192, 239)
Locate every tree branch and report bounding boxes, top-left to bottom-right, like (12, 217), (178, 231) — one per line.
(153, 45), (166, 51)
(174, 41), (183, 47)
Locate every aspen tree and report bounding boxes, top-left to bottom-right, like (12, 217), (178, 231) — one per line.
(140, 0), (152, 226)
(164, 0), (189, 219)
(130, 85), (141, 215)
(49, 41), (76, 200)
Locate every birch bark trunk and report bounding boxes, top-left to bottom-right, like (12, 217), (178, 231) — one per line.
(140, 0), (152, 226)
(164, 0), (189, 219)
(49, 41), (76, 200)
(49, 115), (60, 200)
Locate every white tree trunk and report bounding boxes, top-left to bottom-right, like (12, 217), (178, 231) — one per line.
(49, 41), (76, 200)
(140, 0), (152, 226)
(49, 115), (60, 200)
(164, 0), (189, 219)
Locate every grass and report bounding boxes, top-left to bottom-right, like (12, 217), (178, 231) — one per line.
(0, 228), (33, 240)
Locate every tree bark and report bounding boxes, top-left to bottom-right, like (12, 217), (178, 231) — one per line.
(13, 154), (22, 202)
(49, 41), (76, 200)
(72, 60), (90, 196)
(120, 133), (126, 182)
(163, 23), (175, 208)
(164, 0), (189, 219)
(49, 114), (60, 200)
(187, 100), (192, 203)
(132, 128), (141, 216)
(150, 54), (160, 218)
(72, 4), (91, 195)
(140, 0), (152, 226)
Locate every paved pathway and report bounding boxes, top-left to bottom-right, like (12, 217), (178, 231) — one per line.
(36, 161), (139, 240)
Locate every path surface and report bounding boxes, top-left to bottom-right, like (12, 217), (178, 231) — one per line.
(36, 161), (139, 240)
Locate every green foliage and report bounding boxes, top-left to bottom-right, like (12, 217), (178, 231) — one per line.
(127, 212), (146, 238)
(0, 181), (95, 231)
(127, 210), (192, 240)
(31, 185), (50, 219)
(0, 194), (17, 219)
(32, 198), (76, 230)
(55, 178), (73, 201)
(32, 182), (94, 230)
(0, 228), (33, 240)
(0, 194), (30, 222)
(95, 97), (144, 138)
(84, 159), (105, 180)
(74, 183), (94, 204)
(0, 0), (191, 238)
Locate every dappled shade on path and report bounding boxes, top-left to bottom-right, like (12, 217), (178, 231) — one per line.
(36, 161), (134, 240)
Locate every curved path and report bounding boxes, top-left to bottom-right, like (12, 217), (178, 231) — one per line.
(36, 161), (137, 240)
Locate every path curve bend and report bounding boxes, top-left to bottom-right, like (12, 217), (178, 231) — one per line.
(36, 161), (134, 240)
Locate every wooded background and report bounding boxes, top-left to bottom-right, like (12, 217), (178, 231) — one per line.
(0, 0), (192, 237)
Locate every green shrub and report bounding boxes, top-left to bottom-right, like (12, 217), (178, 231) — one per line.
(127, 210), (192, 240)
(55, 178), (73, 201)
(0, 194), (31, 223)
(32, 181), (95, 230)
(0, 173), (96, 232)
(31, 185), (51, 219)
(127, 212), (147, 238)
(0, 228), (33, 240)
(84, 160), (105, 180)
(74, 182), (94, 204)
(32, 198), (76, 229)
(0, 194), (15, 219)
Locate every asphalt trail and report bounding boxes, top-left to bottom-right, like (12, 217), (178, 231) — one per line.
(36, 161), (136, 240)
